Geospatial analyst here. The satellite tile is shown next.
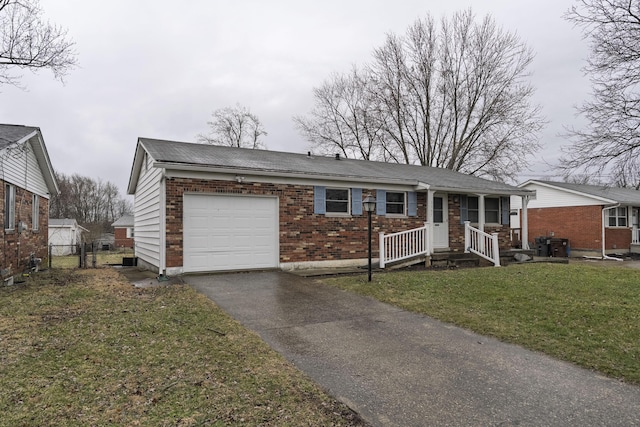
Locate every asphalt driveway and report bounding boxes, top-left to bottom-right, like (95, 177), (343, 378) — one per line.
(186, 271), (640, 426)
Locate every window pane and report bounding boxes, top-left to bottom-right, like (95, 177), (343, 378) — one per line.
(468, 210), (479, 223)
(386, 192), (405, 215)
(485, 198), (499, 210)
(485, 198), (500, 223)
(387, 203), (405, 214)
(433, 197), (443, 223)
(386, 192), (404, 203)
(326, 189), (349, 213)
(326, 189), (348, 201)
(619, 217), (627, 227)
(486, 211), (499, 223)
(468, 197), (479, 210)
(609, 216), (617, 227)
(326, 201), (348, 213)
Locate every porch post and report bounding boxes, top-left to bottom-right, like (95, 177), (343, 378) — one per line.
(426, 189), (435, 255)
(521, 195), (530, 250)
(478, 194), (486, 232)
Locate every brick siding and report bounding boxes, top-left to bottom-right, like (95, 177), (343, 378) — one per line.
(0, 182), (49, 273)
(114, 228), (133, 249)
(526, 205), (631, 251)
(164, 178), (513, 268)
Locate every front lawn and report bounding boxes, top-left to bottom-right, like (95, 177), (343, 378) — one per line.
(0, 268), (367, 427)
(324, 262), (640, 384)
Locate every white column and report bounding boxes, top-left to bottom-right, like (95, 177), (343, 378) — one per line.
(426, 189), (434, 255)
(521, 195), (530, 250)
(478, 194), (486, 232)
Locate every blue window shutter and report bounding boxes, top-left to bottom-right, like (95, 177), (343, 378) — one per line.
(351, 188), (362, 215)
(501, 196), (510, 225)
(408, 191), (417, 217)
(460, 195), (468, 224)
(376, 190), (386, 215)
(314, 186), (326, 214)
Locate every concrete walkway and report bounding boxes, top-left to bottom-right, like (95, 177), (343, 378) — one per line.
(186, 271), (640, 427)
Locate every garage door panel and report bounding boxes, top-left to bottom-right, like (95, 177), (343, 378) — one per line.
(183, 195), (278, 272)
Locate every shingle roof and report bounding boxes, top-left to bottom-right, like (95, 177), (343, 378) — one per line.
(112, 214), (133, 227)
(0, 124), (39, 150)
(528, 180), (640, 205)
(136, 138), (528, 195)
(50, 218), (79, 227)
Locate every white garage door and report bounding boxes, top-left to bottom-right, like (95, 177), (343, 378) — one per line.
(183, 194), (279, 272)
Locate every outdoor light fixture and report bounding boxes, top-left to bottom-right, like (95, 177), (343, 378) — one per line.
(363, 193), (376, 282)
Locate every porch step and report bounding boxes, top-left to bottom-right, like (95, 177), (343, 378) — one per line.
(429, 252), (482, 269)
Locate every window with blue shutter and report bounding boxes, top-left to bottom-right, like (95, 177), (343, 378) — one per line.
(351, 188), (362, 215)
(408, 191), (417, 217)
(376, 190), (386, 215)
(314, 186), (326, 214)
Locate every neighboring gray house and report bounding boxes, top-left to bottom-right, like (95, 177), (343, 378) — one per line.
(48, 218), (88, 255)
(127, 138), (534, 275)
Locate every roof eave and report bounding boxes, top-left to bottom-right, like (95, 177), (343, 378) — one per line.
(520, 180), (617, 204)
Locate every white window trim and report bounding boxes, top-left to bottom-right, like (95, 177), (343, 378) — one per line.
(606, 207), (629, 228)
(385, 191), (407, 217)
(325, 187), (351, 216)
(5, 184), (15, 231)
(32, 194), (39, 231)
(468, 196), (502, 225)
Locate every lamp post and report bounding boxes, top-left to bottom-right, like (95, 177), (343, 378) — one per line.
(362, 193), (376, 282)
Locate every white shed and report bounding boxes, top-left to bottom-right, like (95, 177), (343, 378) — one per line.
(48, 219), (88, 255)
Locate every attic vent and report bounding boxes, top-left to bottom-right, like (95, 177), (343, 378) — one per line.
(335, 153), (340, 160)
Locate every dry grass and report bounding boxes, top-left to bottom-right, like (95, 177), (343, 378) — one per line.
(0, 268), (368, 427)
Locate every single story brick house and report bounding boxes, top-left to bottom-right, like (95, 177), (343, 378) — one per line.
(127, 138), (534, 275)
(511, 180), (640, 258)
(49, 218), (88, 255)
(112, 214), (134, 249)
(0, 124), (59, 277)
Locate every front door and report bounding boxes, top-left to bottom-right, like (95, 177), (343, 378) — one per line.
(433, 194), (449, 249)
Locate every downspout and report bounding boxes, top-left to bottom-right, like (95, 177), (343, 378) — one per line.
(602, 204), (623, 261)
(159, 171), (167, 275)
(521, 195), (530, 250)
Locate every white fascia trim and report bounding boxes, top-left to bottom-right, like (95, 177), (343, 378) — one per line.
(520, 180), (616, 204)
(154, 163), (531, 196)
(155, 162), (418, 187)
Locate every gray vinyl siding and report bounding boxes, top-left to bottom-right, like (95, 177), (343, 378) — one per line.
(134, 154), (162, 272)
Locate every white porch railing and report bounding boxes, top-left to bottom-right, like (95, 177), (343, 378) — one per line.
(379, 224), (430, 269)
(464, 221), (501, 267)
(633, 226), (640, 245)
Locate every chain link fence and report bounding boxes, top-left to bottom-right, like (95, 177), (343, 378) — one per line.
(49, 243), (135, 269)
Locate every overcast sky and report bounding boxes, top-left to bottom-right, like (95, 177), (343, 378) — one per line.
(1, 0), (590, 196)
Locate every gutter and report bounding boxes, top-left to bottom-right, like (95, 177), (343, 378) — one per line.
(155, 162), (531, 196)
(602, 204), (623, 261)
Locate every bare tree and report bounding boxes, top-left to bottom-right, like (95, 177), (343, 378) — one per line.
(0, 0), (77, 87)
(197, 103), (268, 149)
(295, 67), (386, 160)
(561, 0), (640, 187)
(50, 172), (132, 228)
(295, 10), (544, 181)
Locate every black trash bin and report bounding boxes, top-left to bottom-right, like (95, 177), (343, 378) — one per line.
(535, 237), (550, 257)
(549, 238), (569, 257)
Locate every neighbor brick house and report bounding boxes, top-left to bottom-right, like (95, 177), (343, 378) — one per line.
(112, 214), (134, 249)
(0, 125), (59, 278)
(511, 180), (640, 258)
(127, 138), (533, 275)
